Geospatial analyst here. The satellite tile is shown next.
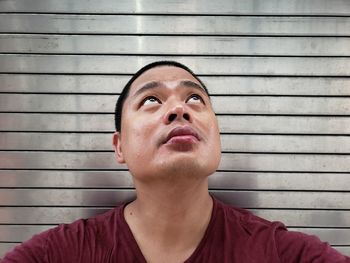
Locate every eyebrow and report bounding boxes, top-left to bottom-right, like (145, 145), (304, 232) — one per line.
(132, 80), (207, 98)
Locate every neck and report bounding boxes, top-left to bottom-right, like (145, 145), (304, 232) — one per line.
(134, 176), (211, 214)
(124, 177), (213, 259)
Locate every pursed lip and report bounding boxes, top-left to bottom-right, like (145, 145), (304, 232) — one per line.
(163, 126), (200, 144)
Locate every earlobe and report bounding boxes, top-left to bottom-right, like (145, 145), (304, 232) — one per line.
(112, 132), (125, 163)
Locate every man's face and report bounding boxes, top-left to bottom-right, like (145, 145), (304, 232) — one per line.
(113, 66), (221, 183)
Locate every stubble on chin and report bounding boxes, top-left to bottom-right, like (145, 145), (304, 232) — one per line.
(157, 157), (213, 183)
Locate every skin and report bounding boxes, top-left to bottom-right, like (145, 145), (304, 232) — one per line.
(113, 66), (222, 263)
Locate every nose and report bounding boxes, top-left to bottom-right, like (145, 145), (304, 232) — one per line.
(163, 104), (192, 124)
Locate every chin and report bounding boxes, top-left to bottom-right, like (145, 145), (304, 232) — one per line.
(158, 156), (218, 180)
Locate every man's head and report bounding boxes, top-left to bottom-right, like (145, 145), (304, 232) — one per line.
(113, 61), (221, 183)
(114, 61), (209, 133)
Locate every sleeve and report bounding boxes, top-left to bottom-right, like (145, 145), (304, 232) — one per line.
(275, 228), (350, 263)
(1, 229), (50, 263)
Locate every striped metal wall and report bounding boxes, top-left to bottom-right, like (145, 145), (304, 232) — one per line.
(1, 0), (350, 257)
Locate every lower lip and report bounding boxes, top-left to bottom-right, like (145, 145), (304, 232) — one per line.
(166, 135), (198, 145)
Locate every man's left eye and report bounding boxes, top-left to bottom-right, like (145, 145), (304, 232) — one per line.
(187, 94), (203, 104)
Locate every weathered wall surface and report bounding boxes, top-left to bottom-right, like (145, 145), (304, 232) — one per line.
(0, 0), (349, 256)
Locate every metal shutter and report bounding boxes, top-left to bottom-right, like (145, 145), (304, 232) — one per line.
(0, 0), (349, 257)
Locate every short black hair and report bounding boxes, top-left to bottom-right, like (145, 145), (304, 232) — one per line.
(114, 60), (209, 132)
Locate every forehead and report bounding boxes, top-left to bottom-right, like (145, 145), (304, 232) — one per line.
(129, 66), (203, 96)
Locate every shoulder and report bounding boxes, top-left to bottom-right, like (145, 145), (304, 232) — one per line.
(275, 228), (350, 262)
(2, 227), (52, 263)
(44, 205), (122, 245)
(2, 205), (124, 263)
(213, 196), (286, 236)
(49, 206), (122, 237)
(213, 197), (350, 262)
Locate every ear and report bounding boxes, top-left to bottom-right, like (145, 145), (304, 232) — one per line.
(112, 132), (125, 163)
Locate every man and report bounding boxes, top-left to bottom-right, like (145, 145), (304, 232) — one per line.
(3, 61), (350, 262)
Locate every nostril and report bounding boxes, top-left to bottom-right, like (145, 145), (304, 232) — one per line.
(168, 113), (177, 122)
(183, 113), (190, 121)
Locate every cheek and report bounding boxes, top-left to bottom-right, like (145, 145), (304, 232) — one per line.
(205, 116), (222, 154)
(202, 114), (220, 141)
(121, 125), (159, 177)
(207, 127), (222, 170)
(210, 127), (222, 153)
(121, 121), (157, 159)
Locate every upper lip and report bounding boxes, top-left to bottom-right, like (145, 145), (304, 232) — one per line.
(163, 126), (200, 144)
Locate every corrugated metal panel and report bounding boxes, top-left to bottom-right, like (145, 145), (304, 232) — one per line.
(2, 133), (350, 153)
(2, 225), (350, 244)
(1, 75), (350, 95)
(2, 94), (350, 115)
(1, 35), (350, 56)
(2, 152), (350, 172)
(1, 15), (350, 36)
(1, 55), (350, 75)
(1, 207), (350, 227)
(0, 189), (349, 209)
(1, 0), (350, 15)
(1, 171), (349, 191)
(0, 0), (349, 258)
(2, 114), (350, 134)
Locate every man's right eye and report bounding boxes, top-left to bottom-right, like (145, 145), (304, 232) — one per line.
(141, 96), (161, 106)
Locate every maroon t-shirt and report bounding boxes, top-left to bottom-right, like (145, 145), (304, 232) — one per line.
(3, 197), (349, 262)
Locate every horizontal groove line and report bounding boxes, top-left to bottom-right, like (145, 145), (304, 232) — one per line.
(221, 151), (350, 155)
(1, 150), (350, 155)
(0, 131), (116, 133)
(1, 72), (350, 78)
(0, 111), (113, 114)
(1, 33), (350, 39)
(0, 205), (348, 210)
(0, 190), (350, 194)
(2, 131), (350, 136)
(1, 241), (34, 244)
(0, 169), (129, 172)
(0, 205), (119, 208)
(1, 92), (350, 98)
(0, 92), (120, 95)
(0, 170), (349, 174)
(2, 52), (350, 58)
(226, 170), (350, 174)
(0, 207), (347, 212)
(0, 206), (114, 209)
(210, 188), (350, 193)
(2, 112), (350, 117)
(210, 94), (350, 98)
(286, 226), (350, 229)
(215, 170), (350, 174)
(241, 207), (350, 211)
(2, 53), (350, 58)
(0, 187), (135, 190)
(2, 92), (350, 98)
(222, 133), (350, 136)
(213, 169), (349, 174)
(1, 13), (350, 17)
(0, 150), (113, 152)
(248, 208), (350, 211)
(217, 114), (350, 117)
(332, 245), (350, 247)
(0, 32), (349, 37)
(0, 187), (348, 193)
(1, 169), (349, 174)
(1, 224), (349, 229)
(0, 224), (58, 226)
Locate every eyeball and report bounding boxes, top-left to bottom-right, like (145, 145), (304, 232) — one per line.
(142, 96), (161, 106)
(187, 94), (203, 104)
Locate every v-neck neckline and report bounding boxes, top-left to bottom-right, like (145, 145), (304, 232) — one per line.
(118, 196), (217, 263)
